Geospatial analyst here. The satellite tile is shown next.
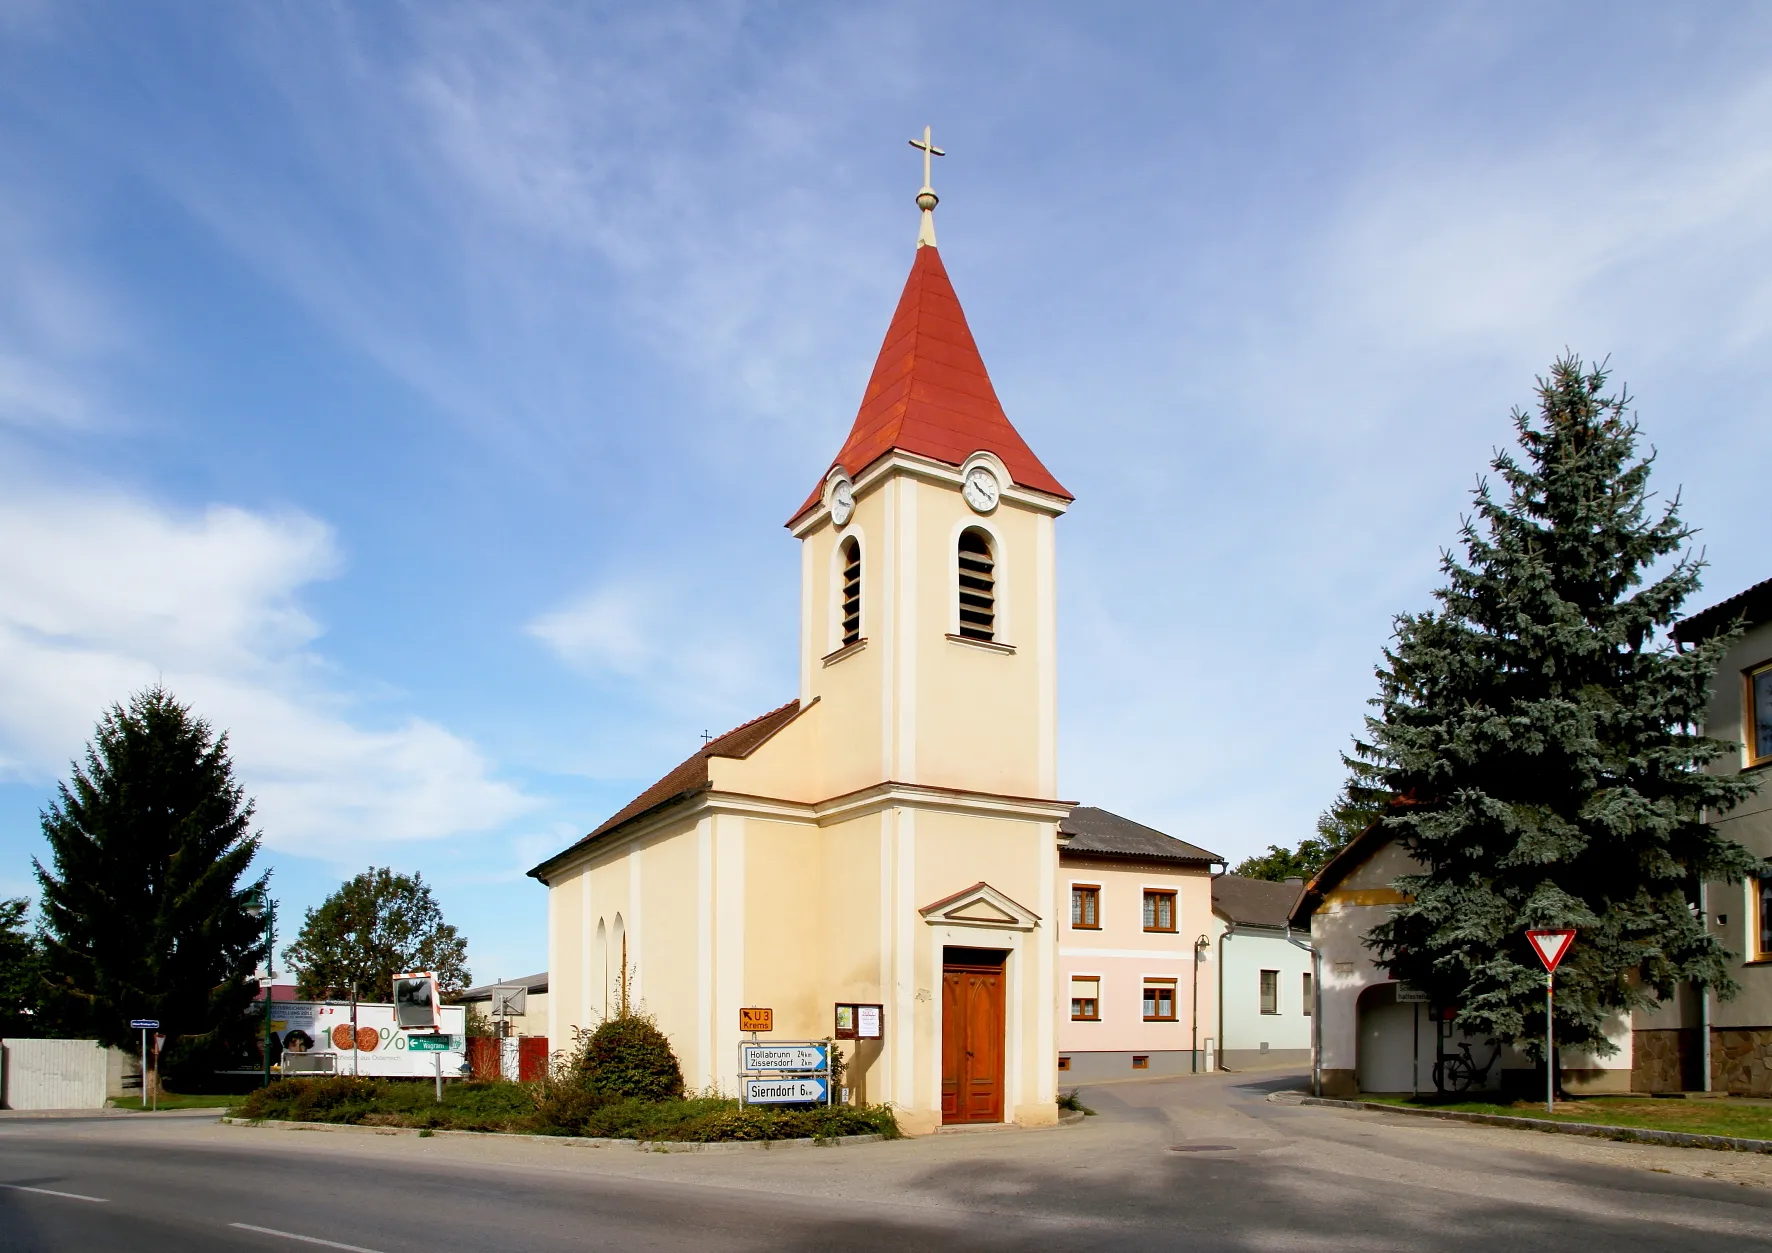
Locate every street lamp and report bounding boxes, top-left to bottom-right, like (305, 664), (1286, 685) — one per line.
(246, 888), (276, 1088)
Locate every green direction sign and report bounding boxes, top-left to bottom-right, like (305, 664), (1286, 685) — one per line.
(406, 1034), (451, 1051)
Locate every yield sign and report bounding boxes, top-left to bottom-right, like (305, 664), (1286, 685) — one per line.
(1526, 929), (1576, 973)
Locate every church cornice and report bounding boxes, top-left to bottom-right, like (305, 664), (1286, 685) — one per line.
(788, 449), (1070, 539)
(531, 780), (1074, 881)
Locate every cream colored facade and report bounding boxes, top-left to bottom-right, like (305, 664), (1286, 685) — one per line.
(536, 442), (1070, 1134)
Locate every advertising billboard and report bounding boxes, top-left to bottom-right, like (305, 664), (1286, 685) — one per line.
(267, 1001), (466, 1078)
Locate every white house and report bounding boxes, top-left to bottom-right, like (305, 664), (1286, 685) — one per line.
(1211, 875), (1313, 1071)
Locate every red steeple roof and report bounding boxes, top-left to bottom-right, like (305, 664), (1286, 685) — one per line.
(790, 246), (1070, 524)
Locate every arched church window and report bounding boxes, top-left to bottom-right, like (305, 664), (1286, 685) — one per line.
(840, 537), (862, 646)
(957, 528), (995, 641)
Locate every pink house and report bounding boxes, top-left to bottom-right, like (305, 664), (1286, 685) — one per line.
(1058, 807), (1225, 1081)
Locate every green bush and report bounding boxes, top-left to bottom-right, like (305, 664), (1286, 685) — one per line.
(234, 1075), (898, 1142)
(235, 1078), (534, 1131)
(577, 1014), (684, 1102)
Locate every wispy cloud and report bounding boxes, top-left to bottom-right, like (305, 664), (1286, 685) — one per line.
(0, 481), (537, 859)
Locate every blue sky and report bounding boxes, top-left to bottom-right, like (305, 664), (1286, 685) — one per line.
(2, 2), (1769, 986)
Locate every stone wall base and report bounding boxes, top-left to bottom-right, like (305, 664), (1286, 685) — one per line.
(1713, 1027), (1772, 1096)
(1320, 1068), (1357, 1099)
(1630, 1026), (1772, 1096)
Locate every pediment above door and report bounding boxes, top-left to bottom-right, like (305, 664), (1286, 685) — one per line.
(919, 881), (1041, 931)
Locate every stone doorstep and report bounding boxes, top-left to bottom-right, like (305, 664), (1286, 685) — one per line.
(217, 1117), (886, 1153)
(1281, 1094), (1772, 1155)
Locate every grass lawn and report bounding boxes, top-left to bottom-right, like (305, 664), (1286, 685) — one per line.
(1363, 1094), (1772, 1141)
(112, 1092), (242, 1111)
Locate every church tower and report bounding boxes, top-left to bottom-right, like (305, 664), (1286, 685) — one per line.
(534, 133), (1072, 1134)
(783, 131), (1072, 803)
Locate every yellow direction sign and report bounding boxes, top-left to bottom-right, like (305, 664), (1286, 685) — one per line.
(739, 1007), (774, 1032)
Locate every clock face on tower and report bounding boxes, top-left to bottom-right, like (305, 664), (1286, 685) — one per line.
(830, 478), (855, 526)
(962, 465), (1000, 514)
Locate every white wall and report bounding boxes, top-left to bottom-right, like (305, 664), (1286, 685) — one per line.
(1, 1039), (109, 1110)
(1219, 927), (1313, 1057)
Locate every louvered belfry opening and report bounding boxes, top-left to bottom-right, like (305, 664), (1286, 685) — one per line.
(840, 537), (862, 646)
(957, 528), (995, 641)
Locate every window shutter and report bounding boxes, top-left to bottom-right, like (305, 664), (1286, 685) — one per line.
(840, 539), (862, 646)
(957, 529), (995, 640)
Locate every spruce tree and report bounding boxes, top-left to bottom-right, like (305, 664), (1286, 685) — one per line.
(1363, 356), (1763, 1060)
(35, 688), (267, 1079)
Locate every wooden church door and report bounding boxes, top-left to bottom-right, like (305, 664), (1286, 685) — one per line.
(941, 949), (1006, 1124)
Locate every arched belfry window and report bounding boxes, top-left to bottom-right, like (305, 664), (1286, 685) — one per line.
(840, 537), (862, 646)
(957, 528), (996, 641)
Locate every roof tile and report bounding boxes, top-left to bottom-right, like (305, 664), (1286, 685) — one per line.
(528, 701), (800, 878)
(790, 246), (1070, 523)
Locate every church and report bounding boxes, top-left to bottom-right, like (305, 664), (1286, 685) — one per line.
(530, 139), (1190, 1134)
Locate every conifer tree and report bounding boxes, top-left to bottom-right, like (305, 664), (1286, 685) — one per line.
(35, 687), (267, 1078)
(1364, 356), (1763, 1059)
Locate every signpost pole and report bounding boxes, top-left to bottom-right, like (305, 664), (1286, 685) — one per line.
(435, 1047), (443, 1104)
(1546, 971), (1555, 1116)
(140, 1027), (148, 1111)
(1527, 928), (1574, 1115)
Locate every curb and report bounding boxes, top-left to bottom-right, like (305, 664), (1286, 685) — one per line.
(1292, 1095), (1772, 1156)
(217, 1117), (887, 1153)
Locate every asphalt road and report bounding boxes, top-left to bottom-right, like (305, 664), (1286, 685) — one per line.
(3, 1071), (1770, 1252)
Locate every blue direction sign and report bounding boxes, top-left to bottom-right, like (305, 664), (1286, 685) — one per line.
(740, 1042), (827, 1074)
(129, 1019), (159, 1030)
(743, 1076), (828, 1104)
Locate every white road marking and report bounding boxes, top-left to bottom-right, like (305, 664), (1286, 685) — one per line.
(230, 1223), (388, 1252)
(0, 1182), (108, 1202)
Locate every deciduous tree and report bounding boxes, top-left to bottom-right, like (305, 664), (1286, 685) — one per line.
(284, 867), (469, 1004)
(0, 897), (47, 1037)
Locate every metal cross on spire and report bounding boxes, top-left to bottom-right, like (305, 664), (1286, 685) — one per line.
(908, 125), (945, 248)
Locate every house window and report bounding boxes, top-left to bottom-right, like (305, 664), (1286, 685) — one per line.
(1302, 971), (1313, 1015)
(957, 528), (996, 641)
(1142, 890), (1176, 932)
(839, 537), (862, 646)
(1070, 977), (1100, 1021)
(1756, 878), (1772, 962)
(1259, 969), (1279, 1015)
(1750, 661), (1772, 767)
(1131, 1055), (1149, 1070)
(1071, 886), (1100, 929)
(1142, 980), (1177, 1021)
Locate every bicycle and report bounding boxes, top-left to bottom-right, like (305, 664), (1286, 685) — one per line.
(1432, 1038), (1501, 1093)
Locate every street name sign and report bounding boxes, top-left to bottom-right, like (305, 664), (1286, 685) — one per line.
(739, 1007), (774, 1032)
(1395, 985), (1429, 1004)
(741, 1042), (828, 1073)
(1526, 929), (1576, 972)
(129, 1019), (159, 1030)
(743, 1076), (828, 1104)
(406, 1034), (450, 1051)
